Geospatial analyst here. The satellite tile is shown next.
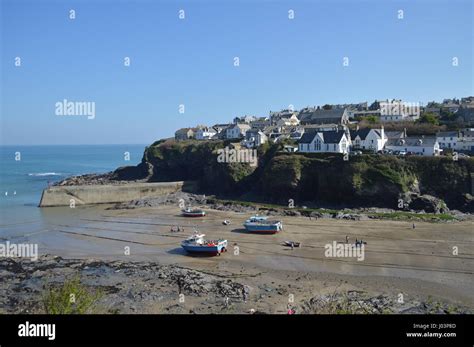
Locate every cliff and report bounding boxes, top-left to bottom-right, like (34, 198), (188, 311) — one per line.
(92, 139), (474, 212)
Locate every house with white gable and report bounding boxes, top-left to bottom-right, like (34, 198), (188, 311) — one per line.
(242, 129), (268, 148)
(298, 129), (350, 154)
(276, 114), (300, 127)
(350, 127), (387, 152)
(195, 126), (217, 140)
(226, 123), (251, 139)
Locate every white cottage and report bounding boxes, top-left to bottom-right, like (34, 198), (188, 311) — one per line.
(195, 127), (217, 140)
(350, 127), (387, 152)
(242, 129), (268, 148)
(298, 130), (350, 153)
(226, 123), (251, 139)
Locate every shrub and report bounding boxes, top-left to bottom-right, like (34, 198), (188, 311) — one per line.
(43, 276), (103, 314)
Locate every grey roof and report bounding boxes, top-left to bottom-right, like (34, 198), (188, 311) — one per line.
(385, 131), (405, 139)
(350, 128), (371, 140)
(298, 130), (346, 144)
(298, 108), (346, 124)
(245, 129), (265, 139)
(386, 137), (437, 147)
(436, 131), (458, 137)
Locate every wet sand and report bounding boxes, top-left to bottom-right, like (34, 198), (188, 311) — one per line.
(5, 203), (473, 311)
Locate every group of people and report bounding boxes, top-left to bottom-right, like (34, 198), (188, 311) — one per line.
(345, 235), (366, 247)
(170, 226), (184, 232)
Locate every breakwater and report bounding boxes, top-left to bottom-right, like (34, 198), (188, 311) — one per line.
(39, 181), (195, 207)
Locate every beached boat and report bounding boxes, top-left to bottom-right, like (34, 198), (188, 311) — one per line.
(181, 208), (206, 217)
(243, 215), (282, 234)
(181, 233), (227, 255)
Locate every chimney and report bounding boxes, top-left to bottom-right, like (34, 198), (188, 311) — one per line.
(356, 124), (359, 131)
(403, 128), (407, 138)
(381, 125), (385, 140)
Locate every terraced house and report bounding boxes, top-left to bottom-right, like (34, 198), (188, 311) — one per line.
(385, 137), (441, 156)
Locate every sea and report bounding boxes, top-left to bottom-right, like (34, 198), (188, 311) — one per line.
(0, 145), (145, 235)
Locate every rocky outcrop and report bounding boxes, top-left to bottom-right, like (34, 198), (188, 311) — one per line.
(400, 193), (449, 214)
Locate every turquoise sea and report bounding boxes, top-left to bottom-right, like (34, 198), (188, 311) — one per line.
(0, 145), (145, 229)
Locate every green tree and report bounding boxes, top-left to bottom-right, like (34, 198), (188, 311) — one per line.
(418, 112), (439, 125)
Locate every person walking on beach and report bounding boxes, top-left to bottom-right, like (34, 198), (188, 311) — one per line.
(242, 287), (248, 302)
(412, 223), (416, 230)
(345, 235), (349, 243)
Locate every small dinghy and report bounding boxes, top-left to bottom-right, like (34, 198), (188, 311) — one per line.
(283, 241), (301, 248)
(181, 208), (206, 217)
(222, 220), (231, 225)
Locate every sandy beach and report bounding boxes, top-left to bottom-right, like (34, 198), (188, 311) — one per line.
(3, 202), (472, 314)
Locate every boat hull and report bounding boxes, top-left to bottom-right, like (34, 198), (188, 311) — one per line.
(181, 244), (226, 255)
(182, 212), (206, 217)
(243, 225), (280, 234)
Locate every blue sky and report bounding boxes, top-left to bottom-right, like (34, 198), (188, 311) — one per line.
(1, 0), (472, 145)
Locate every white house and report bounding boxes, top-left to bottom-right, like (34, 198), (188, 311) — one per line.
(242, 129), (268, 148)
(350, 127), (387, 152)
(298, 130), (350, 153)
(436, 131), (459, 150)
(195, 127), (217, 140)
(226, 123), (251, 139)
(385, 137), (441, 156)
(457, 128), (474, 152)
(276, 114), (300, 127)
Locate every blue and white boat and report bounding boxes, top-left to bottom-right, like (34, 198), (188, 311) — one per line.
(181, 233), (228, 255)
(243, 215), (283, 234)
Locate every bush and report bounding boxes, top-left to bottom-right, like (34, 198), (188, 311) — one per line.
(43, 276), (103, 314)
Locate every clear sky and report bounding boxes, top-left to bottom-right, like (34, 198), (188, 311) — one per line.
(1, 0), (472, 145)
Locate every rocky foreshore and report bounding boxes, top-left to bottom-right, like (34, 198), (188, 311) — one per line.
(1, 255), (470, 314)
(107, 192), (473, 222)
